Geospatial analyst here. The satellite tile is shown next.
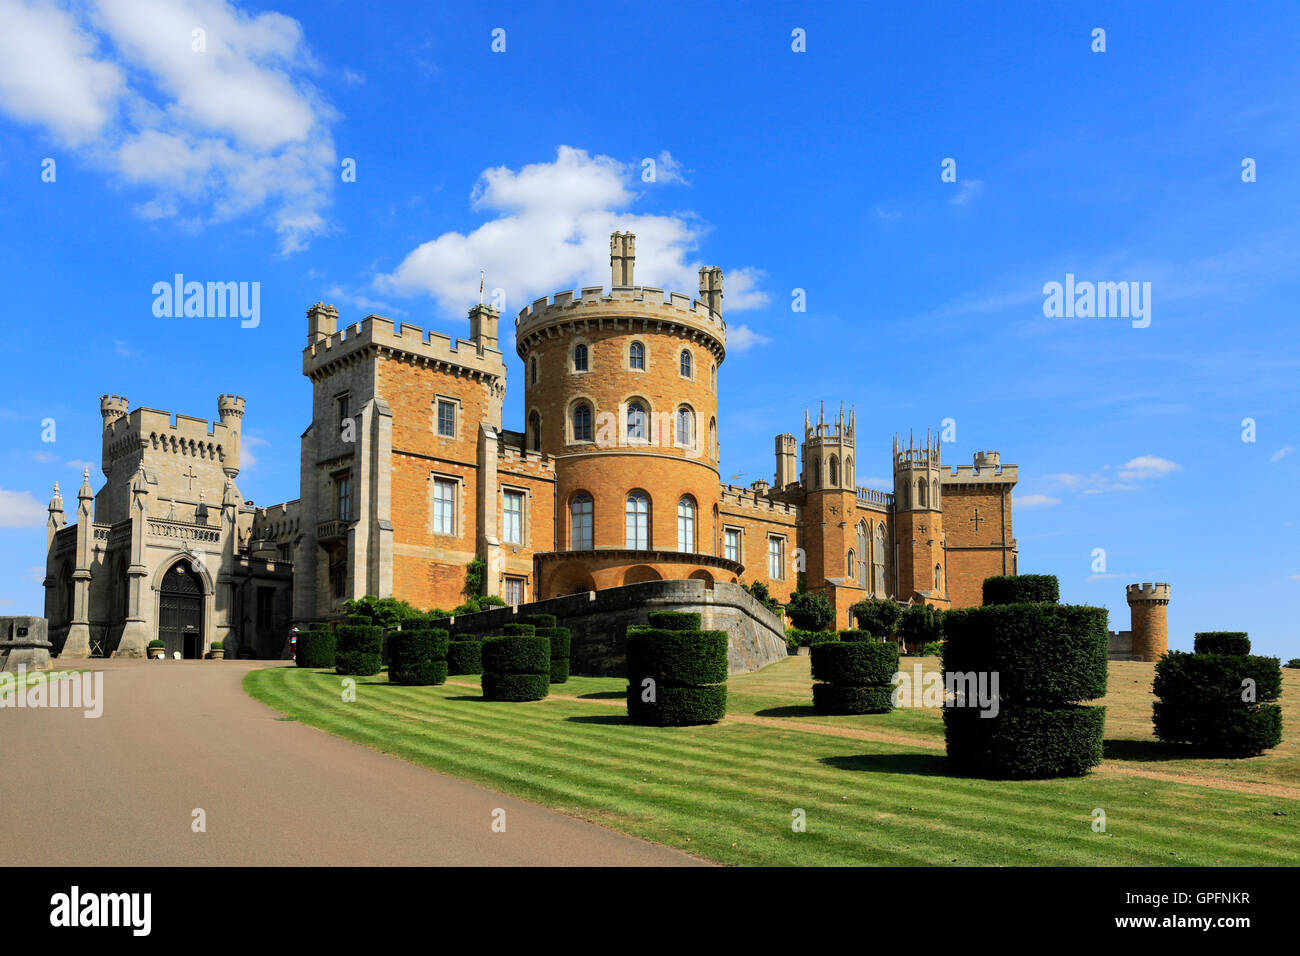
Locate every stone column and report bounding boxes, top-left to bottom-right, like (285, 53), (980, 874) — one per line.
(62, 469), (95, 658)
(117, 464), (151, 657)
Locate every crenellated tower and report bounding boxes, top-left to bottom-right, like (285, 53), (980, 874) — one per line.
(1127, 582), (1171, 661)
(799, 403), (858, 595)
(217, 394), (245, 478)
(893, 429), (947, 604)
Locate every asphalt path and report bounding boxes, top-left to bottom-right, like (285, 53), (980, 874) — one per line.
(0, 659), (702, 866)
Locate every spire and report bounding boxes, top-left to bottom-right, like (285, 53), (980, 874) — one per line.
(77, 467), (92, 500)
(48, 481), (63, 513)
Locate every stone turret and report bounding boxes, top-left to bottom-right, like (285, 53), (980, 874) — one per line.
(217, 394), (244, 478)
(699, 266), (723, 317)
(468, 303), (499, 354)
(610, 231), (636, 287)
(307, 301), (339, 345)
(1127, 582), (1171, 662)
(774, 433), (797, 490)
(804, 403), (855, 491)
(46, 481), (64, 550)
(100, 394), (130, 477)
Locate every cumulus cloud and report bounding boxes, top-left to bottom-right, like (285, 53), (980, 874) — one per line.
(374, 146), (767, 320)
(1016, 493), (1060, 508)
(1117, 456), (1182, 481)
(0, 488), (48, 527)
(0, 0), (337, 253)
(726, 324), (772, 352)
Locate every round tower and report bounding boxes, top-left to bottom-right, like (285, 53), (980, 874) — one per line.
(515, 232), (734, 596)
(1126, 582), (1170, 662)
(217, 394), (245, 478)
(99, 395), (130, 477)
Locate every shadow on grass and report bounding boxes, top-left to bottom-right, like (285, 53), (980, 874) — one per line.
(753, 705), (820, 719)
(573, 690), (625, 700)
(565, 713), (633, 726)
(1103, 738), (1189, 762)
(819, 753), (954, 777)
(444, 695), (489, 702)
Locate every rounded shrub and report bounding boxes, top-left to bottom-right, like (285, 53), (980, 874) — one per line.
(810, 640), (898, 714)
(1153, 646), (1282, 755)
(296, 629), (336, 669)
(646, 611), (702, 631)
(944, 703), (1106, 778)
(805, 630), (840, 645)
(1193, 632), (1251, 656)
(446, 640), (483, 676)
(536, 626), (572, 684)
(502, 623), (536, 636)
(388, 628), (449, 686)
(525, 614), (558, 629)
(837, 629), (876, 643)
(625, 625), (727, 726)
(981, 574), (1060, 607)
(481, 635), (549, 702)
(335, 624), (383, 676)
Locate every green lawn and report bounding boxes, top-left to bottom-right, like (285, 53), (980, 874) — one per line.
(244, 659), (1300, 866)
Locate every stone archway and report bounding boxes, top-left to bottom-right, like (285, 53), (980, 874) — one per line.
(623, 565), (663, 586)
(158, 559), (205, 659)
(688, 568), (715, 589)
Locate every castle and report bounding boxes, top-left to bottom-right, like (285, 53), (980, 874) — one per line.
(44, 231), (1040, 660)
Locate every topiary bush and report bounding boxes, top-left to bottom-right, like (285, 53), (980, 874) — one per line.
(335, 624), (383, 676)
(525, 614), (558, 629)
(388, 628), (449, 686)
(626, 626), (727, 726)
(850, 598), (903, 640)
(981, 574), (1060, 606)
(536, 626), (572, 684)
(502, 623), (536, 636)
(898, 602), (944, 652)
(941, 590), (1108, 778)
(296, 629), (336, 669)
(810, 639), (898, 714)
(481, 635), (549, 701)
(646, 611), (702, 631)
(837, 629), (876, 643)
(1153, 633), (1282, 756)
(785, 591), (834, 632)
(446, 640), (483, 676)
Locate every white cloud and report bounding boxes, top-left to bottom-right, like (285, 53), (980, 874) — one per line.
(1271, 446), (1294, 462)
(0, 0), (337, 253)
(950, 179), (984, 207)
(727, 324), (772, 352)
(26, 565), (45, 583)
(30, 451), (58, 463)
(1290, 573), (1300, 581)
(65, 459), (97, 473)
(241, 433), (269, 470)
(1117, 456), (1182, 480)
(647, 149), (689, 186)
(375, 146), (766, 319)
(1016, 493), (1060, 508)
(323, 284), (404, 318)
(0, 488), (48, 527)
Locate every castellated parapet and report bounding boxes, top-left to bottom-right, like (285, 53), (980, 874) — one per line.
(720, 483), (801, 517)
(513, 286), (727, 362)
(1127, 582), (1171, 604)
(1126, 581), (1171, 662)
(942, 450), (1019, 485)
(303, 311), (506, 384)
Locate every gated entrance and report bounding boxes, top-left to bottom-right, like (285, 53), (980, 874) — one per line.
(159, 560), (204, 659)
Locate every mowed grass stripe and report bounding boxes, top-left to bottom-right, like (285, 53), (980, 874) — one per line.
(250, 668), (1298, 865)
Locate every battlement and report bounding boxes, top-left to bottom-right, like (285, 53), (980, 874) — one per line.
(1126, 582), (1171, 603)
(719, 483), (800, 517)
(943, 451), (1018, 484)
(497, 431), (557, 477)
(100, 395), (129, 422)
(218, 394), (246, 418)
(303, 311), (506, 381)
(251, 499), (300, 541)
(513, 286), (726, 358)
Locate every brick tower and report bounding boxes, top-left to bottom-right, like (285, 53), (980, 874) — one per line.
(1126, 582), (1171, 661)
(800, 403), (857, 597)
(892, 430), (948, 604)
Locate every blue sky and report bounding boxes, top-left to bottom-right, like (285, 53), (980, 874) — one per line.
(0, 0), (1296, 657)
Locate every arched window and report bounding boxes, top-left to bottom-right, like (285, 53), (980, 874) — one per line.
(710, 364), (716, 390)
(811, 459), (820, 489)
(676, 406), (694, 446)
(874, 524), (887, 595)
(934, 563), (944, 591)
(829, 455), (839, 487)
(625, 492), (649, 549)
(528, 411), (541, 451)
(629, 342), (645, 370)
(677, 496), (696, 552)
(573, 343), (588, 372)
(627, 402), (647, 442)
(570, 493), (593, 550)
(847, 549), (856, 579)
(529, 355), (537, 385)
(845, 456), (854, 486)
(917, 478), (928, 508)
(708, 418), (717, 458)
(856, 521), (868, 588)
(572, 403), (593, 442)
(680, 349), (692, 378)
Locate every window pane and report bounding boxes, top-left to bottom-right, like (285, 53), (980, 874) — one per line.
(725, 529), (739, 562)
(680, 350), (691, 376)
(574, 344), (588, 371)
(768, 536), (784, 580)
(434, 479), (456, 534)
(503, 491), (523, 544)
(627, 403), (646, 440)
(570, 495), (593, 549)
(630, 343), (644, 369)
(573, 404), (592, 442)
(677, 498), (695, 552)
(626, 493), (648, 548)
(437, 401), (455, 437)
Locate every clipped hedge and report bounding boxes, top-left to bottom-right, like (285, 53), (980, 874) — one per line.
(626, 624), (727, 726)
(1193, 632), (1251, 656)
(810, 639), (898, 714)
(944, 704), (1106, 778)
(481, 635), (549, 702)
(388, 628), (449, 686)
(981, 574), (1060, 607)
(295, 629), (336, 669)
(837, 629), (877, 643)
(646, 611), (702, 631)
(1153, 645), (1283, 756)
(446, 640), (483, 676)
(502, 623), (536, 637)
(537, 626), (572, 684)
(941, 594), (1108, 778)
(525, 614), (558, 629)
(335, 624), (383, 676)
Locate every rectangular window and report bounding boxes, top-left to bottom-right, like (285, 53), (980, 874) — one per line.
(768, 535), (785, 580)
(433, 478), (456, 535)
(437, 399), (456, 438)
(725, 528), (741, 563)
(336, 475), (351, 521)
(505, 577), (525, 606)
(330, 553), (347, 599)
(502, 489), (524, 544)
(256, 587), (274, 629)
(336, 394), (351, 441)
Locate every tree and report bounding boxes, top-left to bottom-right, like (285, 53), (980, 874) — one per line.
(899, 602), (944, 651)
(786, 591), (834, 632)
(850, 597), (903, 640)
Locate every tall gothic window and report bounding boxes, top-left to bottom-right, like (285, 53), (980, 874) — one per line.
(573, 343), (588, 372)
(572, 403), (593, 442)
(626, 492), (649, 549)
(847, 549), (856, 579)
(629, 342), (645, 370)
(677, 496), (696, 552)
(917, 477), (928, 508)
(676, 406), (694, 446)
(680, 349), (692, 378)
(627, 402), (647, 441)
(570, 493), (593, 550)
(529, 355), (537, 385)
(829, 455), (839, 486)
(856, 522), (868, 588)
(934, 563), (944, 591)
(874, 523), (887, 595)
(528, 411), (541, 451)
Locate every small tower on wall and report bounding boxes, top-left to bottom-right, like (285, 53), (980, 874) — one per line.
(893, 429), (947, 604)
(800, 403), (857, 599)
(1127, 582), (1171, 662)
(774, 433), (798, 491)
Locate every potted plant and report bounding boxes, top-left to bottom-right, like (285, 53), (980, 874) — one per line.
(147, 639), (166, 660)
(209, 641), (225, 660)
